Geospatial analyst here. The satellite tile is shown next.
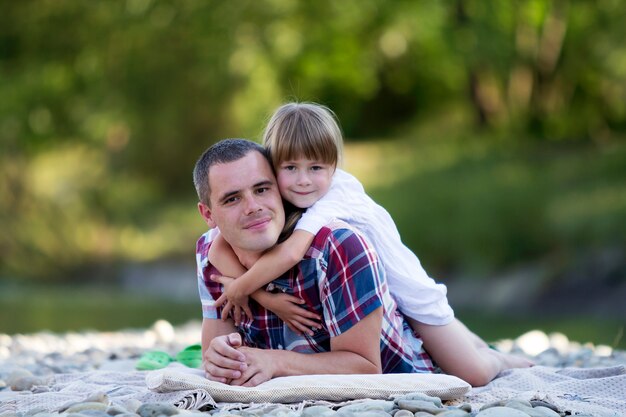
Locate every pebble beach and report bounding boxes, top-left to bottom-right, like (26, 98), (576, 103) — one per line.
(1, 320), (625, 417)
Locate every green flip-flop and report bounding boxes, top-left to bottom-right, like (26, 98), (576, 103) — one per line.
(175, 344), (202, 369)
(136, 350), (174, 370)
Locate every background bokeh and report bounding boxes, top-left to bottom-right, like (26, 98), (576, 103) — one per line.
(1, 0), (625, 346)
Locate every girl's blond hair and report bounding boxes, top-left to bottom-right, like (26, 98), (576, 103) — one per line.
(263, 102), (343, 168)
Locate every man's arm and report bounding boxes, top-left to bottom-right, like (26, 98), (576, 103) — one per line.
(228, 306), (383, 386)
(201, 318), (248, 383)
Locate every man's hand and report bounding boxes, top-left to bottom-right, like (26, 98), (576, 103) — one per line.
(203, 333), (248, 384)
(211, 274), (253, 325)
(229, 346), (276, 387)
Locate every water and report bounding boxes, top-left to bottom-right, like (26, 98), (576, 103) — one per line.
(1, 282), (623, 350)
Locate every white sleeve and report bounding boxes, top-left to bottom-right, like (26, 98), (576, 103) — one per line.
(295, 169), (369, 234)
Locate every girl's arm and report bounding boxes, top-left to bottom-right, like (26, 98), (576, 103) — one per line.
(208, 233), (247, 277)
(223, 230), (315, 305)
(208, 234), (249, 324)
(209, 231), (320, 331)
(211, 274), (322, 334)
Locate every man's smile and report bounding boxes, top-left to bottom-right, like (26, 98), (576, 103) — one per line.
(243, 216), (272, 230)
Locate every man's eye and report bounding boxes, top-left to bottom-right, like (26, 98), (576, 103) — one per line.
(256, 187), (269, 194)
(224, 197), (239, 204)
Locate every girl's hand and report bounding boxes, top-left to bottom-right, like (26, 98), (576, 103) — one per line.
(211, 274), (253, 325)
(265, 293), (323, 336)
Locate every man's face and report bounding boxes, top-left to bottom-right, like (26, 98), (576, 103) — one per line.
(199, 151), (285, 254)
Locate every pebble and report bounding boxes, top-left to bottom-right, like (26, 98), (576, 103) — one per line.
(301, 406), (336, 417)
(106, 405), (132, 416)
(397, 399), (444, 414)
(394, 392), (443, 407)
(391, 410), (413, 417)
(476, 406), (532, 417)
(338, 400), (395, 413)
(65, 403), (109, 413)
(438, 410), (471, 417)
(137, 403), (180, 417)
(2, 322), (626, 417)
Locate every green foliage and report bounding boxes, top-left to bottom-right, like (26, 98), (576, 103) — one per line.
(1, 0), (626, 280)
(348, 135), (626, 278)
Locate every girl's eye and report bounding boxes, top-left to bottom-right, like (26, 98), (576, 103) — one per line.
(311, 165), (322, 171)
(284, 165), (296, 171)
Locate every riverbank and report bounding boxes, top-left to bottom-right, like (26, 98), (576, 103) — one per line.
(1, 320), (626, 416)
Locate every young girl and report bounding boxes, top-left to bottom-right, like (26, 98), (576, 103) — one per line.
(209, 102), (532, 386)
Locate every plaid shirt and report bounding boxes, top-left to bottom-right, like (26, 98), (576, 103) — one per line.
(196, 220), (435, 373)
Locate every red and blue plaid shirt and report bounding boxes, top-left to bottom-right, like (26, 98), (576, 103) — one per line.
(196, 220), (435, 373)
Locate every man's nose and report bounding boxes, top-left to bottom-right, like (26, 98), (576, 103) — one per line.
(243, 195), (263, 215)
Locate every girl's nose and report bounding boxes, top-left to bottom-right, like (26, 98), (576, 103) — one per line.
(296, 171), (311, 186)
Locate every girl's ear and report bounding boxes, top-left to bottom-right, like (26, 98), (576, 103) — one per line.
(197, 202), (216, 228)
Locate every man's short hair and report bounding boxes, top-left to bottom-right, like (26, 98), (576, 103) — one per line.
(193, 139), (268, 206)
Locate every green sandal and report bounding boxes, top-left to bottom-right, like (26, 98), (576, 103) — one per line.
(136, 350), (174, 370)
(175, 344), (202, 369)
(136, 344), (203, 370)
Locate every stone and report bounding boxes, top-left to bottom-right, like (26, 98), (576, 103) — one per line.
(11, 376), (47, 391)
(504, 400), (532, 408)
(391, 410), (413, 417)
(301, 406), (336, 417)
(121, 399), (144, 413)
(336, 411), (391, 417)
(24, 409), (48, 417)
(455, 404), (472, 413)
(437, 410), (470, 417)
(504, 400), (535, 415)
(397, 399), (444, 414)
(479, 400), (507, 411)
(530, 407), (560, 417)
(137, 403), (180, 417)
(338, 400), (395, 413)
(529, 401), (558, 412)
(266, 407), (299, 417)
(107, 405), (131, 416)
(394, 392), (443, 407)
(476, 406), (532, 417)
(84, 392), (109, 404)
(66, 402), (109, 413)
(77, 411), (111, 417)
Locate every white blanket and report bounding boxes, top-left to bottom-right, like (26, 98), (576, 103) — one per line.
(1, 365), (625, 416)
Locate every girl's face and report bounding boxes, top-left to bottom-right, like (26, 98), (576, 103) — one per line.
(276, 158), (335, 208)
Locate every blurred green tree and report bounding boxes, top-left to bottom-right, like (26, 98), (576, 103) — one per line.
(1, 0), (625, 280)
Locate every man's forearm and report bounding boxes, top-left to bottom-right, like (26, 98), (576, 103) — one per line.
(236, 307), (384, 385)
(266, 348), (381, 377)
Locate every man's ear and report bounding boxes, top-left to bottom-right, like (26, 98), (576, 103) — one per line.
(198, 202), (216, 228)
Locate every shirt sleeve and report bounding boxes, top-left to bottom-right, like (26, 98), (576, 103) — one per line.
(195, 230), (223, 319)
(319, 226), (385, 337)
(296, 169), (369, 234)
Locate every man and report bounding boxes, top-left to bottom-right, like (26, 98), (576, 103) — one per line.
(193, 139), (435, 387)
